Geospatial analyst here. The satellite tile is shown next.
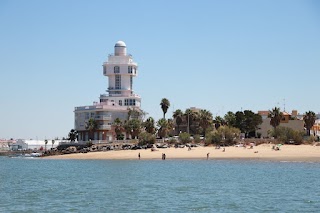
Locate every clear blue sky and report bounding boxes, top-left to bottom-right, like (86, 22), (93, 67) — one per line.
(0, 0), (319, 139)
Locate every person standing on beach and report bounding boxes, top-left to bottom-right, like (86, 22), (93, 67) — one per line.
(162, 153), (166, 160)
(138, 152), (140, 160)
(207, 153), (210, 160)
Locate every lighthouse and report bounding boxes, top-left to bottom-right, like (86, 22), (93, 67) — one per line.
(101, 41), (141, 107)
(74, 41), (141, 142)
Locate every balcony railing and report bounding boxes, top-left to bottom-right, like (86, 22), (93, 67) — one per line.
(98, 125), (112, 130)
(95, 115), (112, 120)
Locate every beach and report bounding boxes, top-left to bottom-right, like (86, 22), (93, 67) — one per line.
(46, 144), (320, 161)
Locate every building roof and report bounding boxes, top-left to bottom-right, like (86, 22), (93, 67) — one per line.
(115, 41), (126, 47)
(258, 111), (269, 116)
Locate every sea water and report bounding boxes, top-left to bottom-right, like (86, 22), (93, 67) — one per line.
(1, 156), (320, 212)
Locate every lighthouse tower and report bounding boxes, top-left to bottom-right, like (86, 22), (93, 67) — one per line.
(74, 41), (141, 142)
(101, 41), (141, 107)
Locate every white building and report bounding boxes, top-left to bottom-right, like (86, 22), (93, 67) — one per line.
(74, 41), (141, 141)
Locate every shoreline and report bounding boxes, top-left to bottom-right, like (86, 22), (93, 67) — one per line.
(45, 144), (320, 162)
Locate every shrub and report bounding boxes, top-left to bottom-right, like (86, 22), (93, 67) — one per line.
(138, 132), (155, 146)
(194, 134), (201, 143)
(269, 127), (304, 144)
(179, 132), (191, 144)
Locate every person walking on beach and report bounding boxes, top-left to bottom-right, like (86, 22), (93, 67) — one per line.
(207, 152), (210, 160)
(138, 152), (140, 160)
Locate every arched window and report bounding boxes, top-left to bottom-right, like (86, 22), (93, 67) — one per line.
(114, 66), (120, 73)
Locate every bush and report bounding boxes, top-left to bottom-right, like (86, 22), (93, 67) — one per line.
(269, 127), (304, 144)
(138, 132), (155, 146)
(205, 131), (222, 145)
(305, 135), (316, 144)
(194, 134), (201, 143)
(168, 138), (177, 144)
(179, 132), (191, 144)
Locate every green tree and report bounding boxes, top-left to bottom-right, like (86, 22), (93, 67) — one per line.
(214, 116), (225, 129)
(184, 109), (198, 134)
(268, 107), (283, 132)
(224, 111), (236, 127)
(160, 98), (170, 119)
(173, 109), (183, 134)
(157, 118), (169, 138)
(51, 140), (55, 149)
(199, 109), (213, 136)
(68, 129), (78, 142)
(243, 110), (262, 137)
(144, 117), (156, 134)
(85, 118), (98, 140)
(113, 118), (124, 140)
(235, 111), (245, 133)
(167, 118), (174, 136)
(127, 108), (144, 120)
(303, 111), (316, 136)
(124, 119), (142, 139)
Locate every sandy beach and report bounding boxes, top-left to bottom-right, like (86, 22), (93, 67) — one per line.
(45, 144), (320, 161)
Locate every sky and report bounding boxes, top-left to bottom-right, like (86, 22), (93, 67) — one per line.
(0, 0), (319, 139)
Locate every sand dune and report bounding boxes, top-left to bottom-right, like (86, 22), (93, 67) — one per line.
(45, 144), (320, 161)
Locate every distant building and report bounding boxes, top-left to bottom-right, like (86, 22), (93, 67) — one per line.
(10, 139), (28, 151)
(74, 41), (141, 141)
(257, 110), (304, 138)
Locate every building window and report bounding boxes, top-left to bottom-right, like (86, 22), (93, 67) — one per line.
(115, 75), (121, 89)
(128, 66), (133, 73)
(124, 99), (136, 106)
(130, 76), (133, 90)
(119, 100), (122, 106)
(114, 66), (120, 73)
(103, 66), (106, 74)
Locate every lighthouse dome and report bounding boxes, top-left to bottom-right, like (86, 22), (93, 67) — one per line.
(115, 41), (126, 47)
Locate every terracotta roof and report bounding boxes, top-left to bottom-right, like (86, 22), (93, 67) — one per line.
(282, 112), (291, 116)
(258, 111), (269, 116)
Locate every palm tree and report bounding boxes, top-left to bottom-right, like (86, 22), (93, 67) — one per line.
(144, 117), (156, 134)
(113, 118), (123, 140)
(184, 109), (197, 134)
(160, 98), (170, 119)
(167, 118), (174, 135)
(304, 111), (316, 136)
(68, 129), (78, 142)
(44, 140), (48, 151)
(268, 107), (283, 131)
(51, 140), (55, 149)
(85, 118), (98, 140)
(199, 109), (213, 136)
(157, 118), (169, 139)
(173, 109), (183, 134)
(214, 116), (225, 129)
(123, 119), (142, 139)
(224, 111), (236, 127)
